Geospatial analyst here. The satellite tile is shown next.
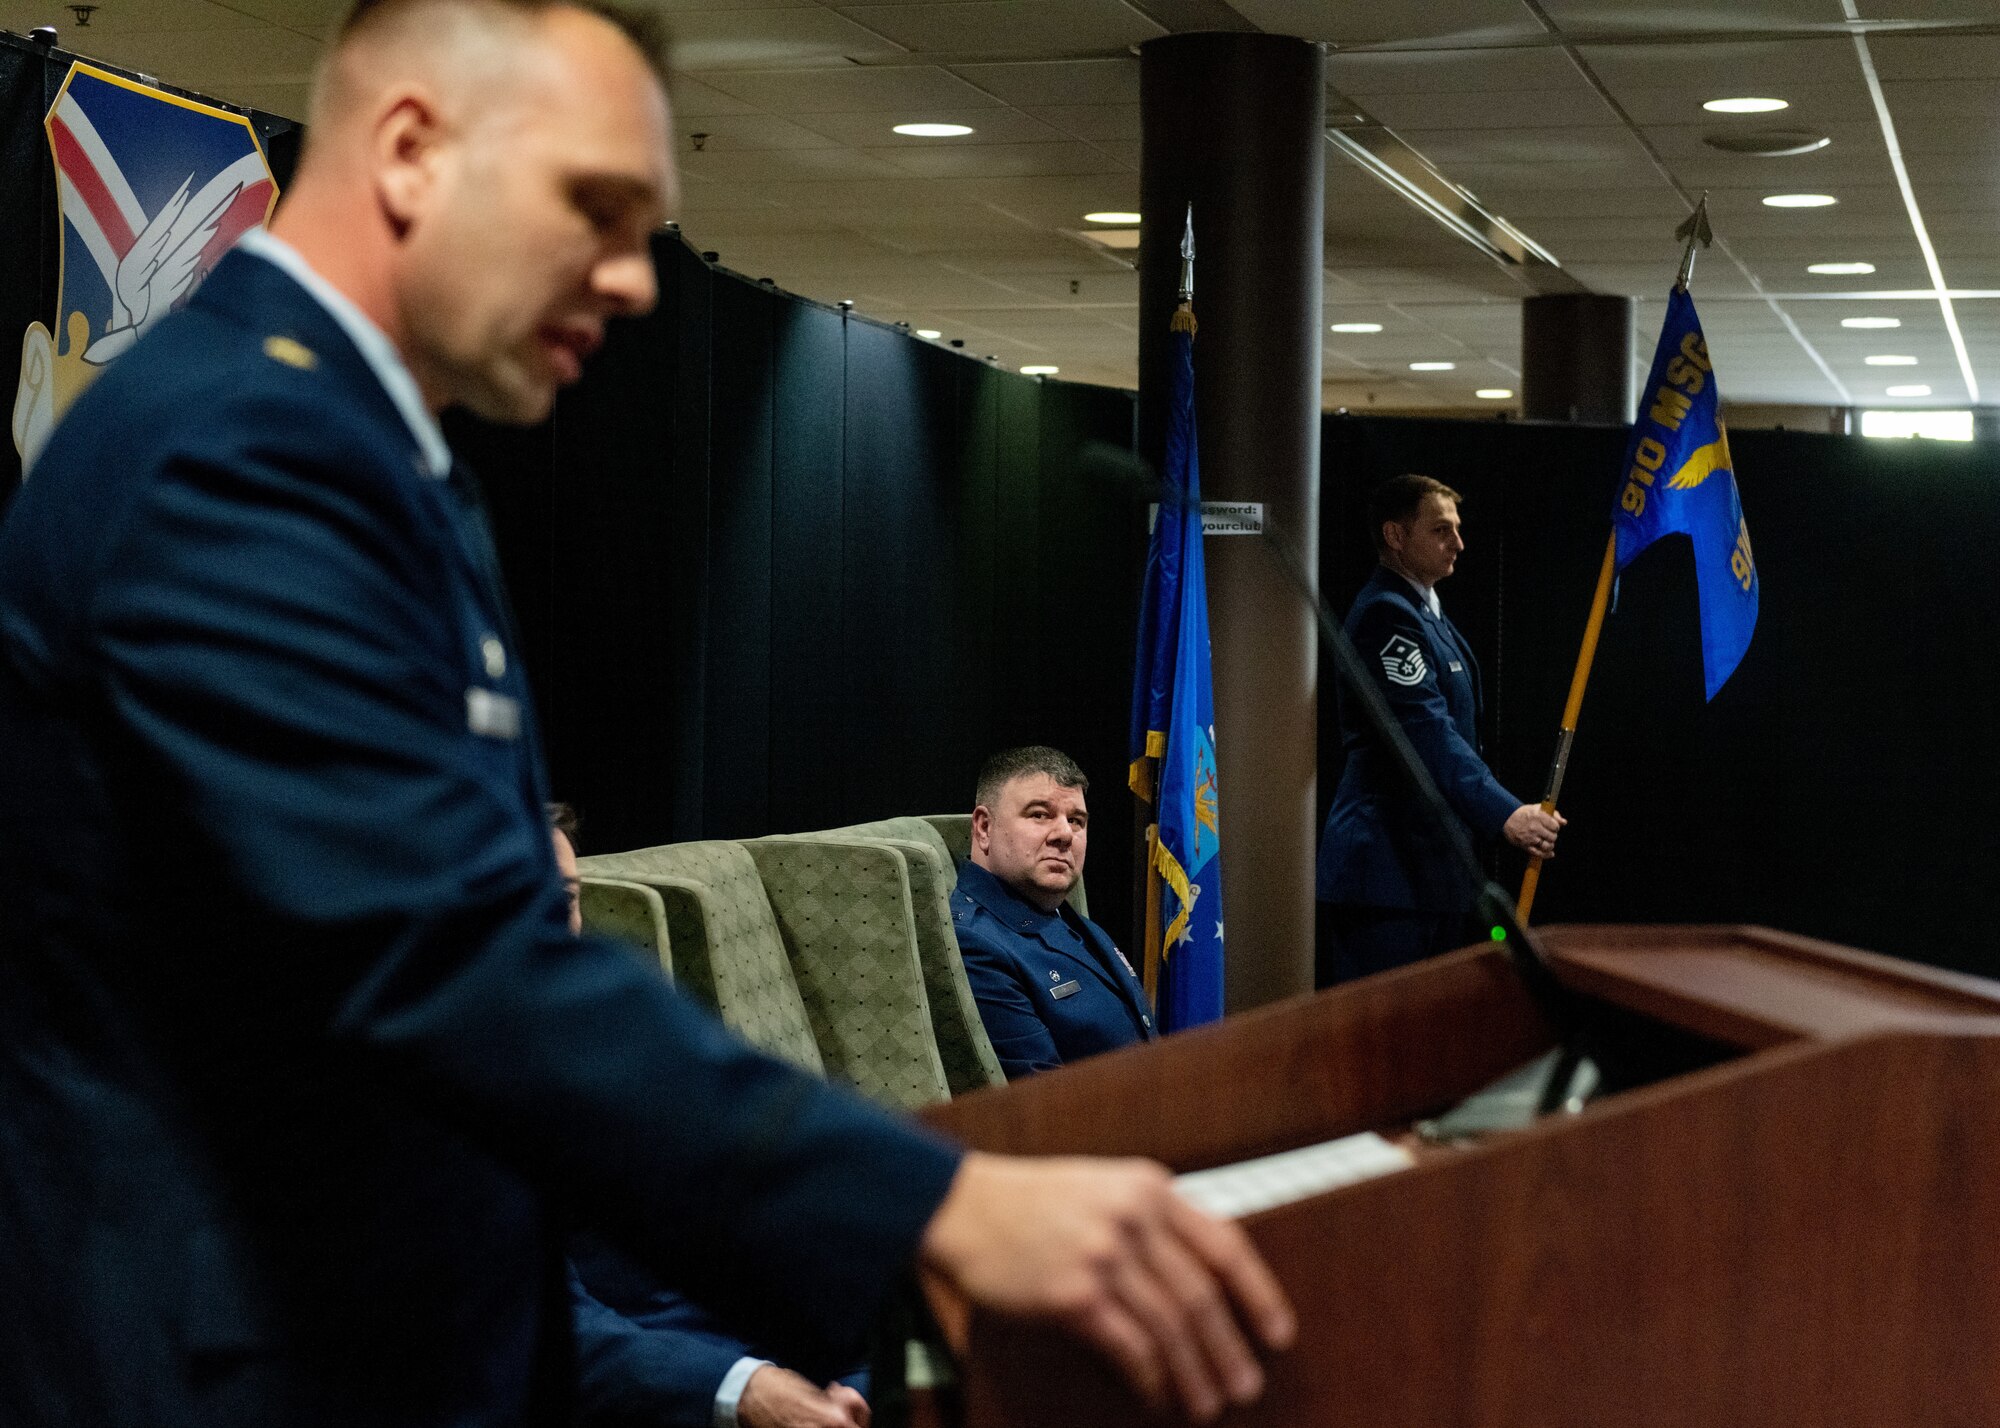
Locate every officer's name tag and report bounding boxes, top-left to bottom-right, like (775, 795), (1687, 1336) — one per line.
(1050, 980), (1081, 1000)
(466, 687), (521, 740)
(1447, 661), (1464, 673)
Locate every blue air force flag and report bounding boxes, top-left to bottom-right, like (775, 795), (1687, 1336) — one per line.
(1128, 315), (1224, 1033)
(1613, 287), (1758, 700)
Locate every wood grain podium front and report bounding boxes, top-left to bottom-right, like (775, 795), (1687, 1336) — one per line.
(917, 926), (2000, 1427)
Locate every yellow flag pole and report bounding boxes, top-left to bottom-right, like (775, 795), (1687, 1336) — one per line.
(1519, 195), (1713, 925)
(1516, 533), (1616, 923)
(1141, 825), (1164, 1005)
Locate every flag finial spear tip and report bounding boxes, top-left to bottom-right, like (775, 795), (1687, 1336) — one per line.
(1673, 192), (1713, 292)
(1178, 204), (1195, 303)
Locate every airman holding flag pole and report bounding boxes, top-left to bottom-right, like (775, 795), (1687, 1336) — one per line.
(1516, 193), (1761, 922)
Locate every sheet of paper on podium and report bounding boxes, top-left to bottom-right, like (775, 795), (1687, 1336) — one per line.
(1173, 1131), (1414, 1219)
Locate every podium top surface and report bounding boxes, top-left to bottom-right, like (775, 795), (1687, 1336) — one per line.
(1542, 923), (2000, 1047)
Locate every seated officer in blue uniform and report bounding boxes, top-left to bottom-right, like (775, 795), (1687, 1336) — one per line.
(951, 747), (1156, 1079)
(550, 811), (866, 1428)
(1316, 475), (1566, 984)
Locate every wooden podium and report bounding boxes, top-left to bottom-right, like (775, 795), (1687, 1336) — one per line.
(918, 926), (2000, 1426)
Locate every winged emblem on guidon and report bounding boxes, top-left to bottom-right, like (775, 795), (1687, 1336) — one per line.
(11, 64), (277, 474)
(1665, 426), (1734, 492)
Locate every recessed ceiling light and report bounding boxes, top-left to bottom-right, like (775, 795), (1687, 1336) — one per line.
(1476, 389), (1514, 400)
(1886, 384), (1932, 397)
(893, 123), (973, 137)
(1410, 361), (1455, 371)
(915, 329), (941, 340)
(1808, 262), (1876, 275)
(1865, 355), (1919, 366)
(1841, 317), (1901, 329)
(1083, 211), (1142, 224)
(1763, 193), (1838, 208)
(1020, 365), (1059, 376)
(1330, 322), (1383, 333)
(1704, 97), (1789, 114)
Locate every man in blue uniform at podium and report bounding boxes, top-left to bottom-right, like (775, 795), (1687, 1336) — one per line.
(0, 3), (1293, 1423)
(953, 746), (1157, 1078)
(1316, 475), (1566, 984)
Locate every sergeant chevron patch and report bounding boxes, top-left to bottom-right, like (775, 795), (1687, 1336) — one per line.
(1380, 635), (1426, 686)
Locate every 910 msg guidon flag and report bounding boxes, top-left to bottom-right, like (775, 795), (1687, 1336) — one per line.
(1613, 286), (1758, 700)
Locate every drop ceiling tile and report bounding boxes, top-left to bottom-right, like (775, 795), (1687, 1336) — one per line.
(1362, 87), (1621, 130)
(666, 76), (767, 118)
(1413, 126), (1659, 166)
(1445, 160), (1665, 192)
(1430, 185), (1684, 223)
(1662, 150), (1894, 191)
(668, 8), (909, 68)
(1, 0), (263, 34)
(699, 64), (1006, 112)
(1904, 185), (2000, 216)
(675, 114), (849, 150)
(1327, 44), (1586, 99)
(673, 182), (792, 217)
(982, 271), (1138, 303)
(1539, 0), (1852, 28)
(939, 172), (1140, 211)
(679, 146), (913, 182)
(837, 0), (1162, 57)
(712, 176), (977, 211)
(1866, 33), (2000, 82)
(1878, 77), (2000, 132)
(1019, 104), (1141, 141)
(947, 57), (1139, 105)
(1233, 0), (1530, 47)
(1579, 36), (1873, 92)
(213, 0), (345, 28)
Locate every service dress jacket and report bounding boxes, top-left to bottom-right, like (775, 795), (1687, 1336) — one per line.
(0, 249), (959, 1428)
(1316, 565), (1521, 914)
(951, 861), (1155, 1079)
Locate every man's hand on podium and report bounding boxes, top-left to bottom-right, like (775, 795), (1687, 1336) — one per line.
(919, 1151), (1297, 1422)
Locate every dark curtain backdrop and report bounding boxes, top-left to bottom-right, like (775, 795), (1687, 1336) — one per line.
(9, 32), (1999, 975)
(0, 34), (299, 502)
(455, 239), (1146, 943)
(1321, 414), (2000, 979)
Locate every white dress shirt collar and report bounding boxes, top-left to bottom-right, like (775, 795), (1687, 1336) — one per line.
(233, 228), (453, 480)
(1396, 569), (1442, 619)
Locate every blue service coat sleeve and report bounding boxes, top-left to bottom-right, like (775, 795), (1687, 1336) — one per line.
(570, 1264), (743, 1428)
(1349, 598), (1519, 840)
(79, 418), (960, 1377)
(954, 927), (1065, 1078)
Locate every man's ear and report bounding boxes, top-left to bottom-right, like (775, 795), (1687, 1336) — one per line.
(373, 89), (446, 235)
(1381, 519), (1405, 555)
(970, 805), (992, 853)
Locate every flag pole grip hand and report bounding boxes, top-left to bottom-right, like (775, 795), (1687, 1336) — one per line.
(1513, 796), (1561, 921)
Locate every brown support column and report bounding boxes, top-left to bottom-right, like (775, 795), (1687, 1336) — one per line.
(1139, 33), (1323, 1013)
(1521, 293), (1635, 424)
